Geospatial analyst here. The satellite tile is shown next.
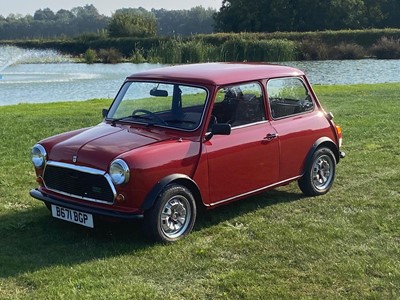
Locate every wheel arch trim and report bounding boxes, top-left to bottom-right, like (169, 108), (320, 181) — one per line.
(141, 174), (202, 211)
(304, 137), (340, 171)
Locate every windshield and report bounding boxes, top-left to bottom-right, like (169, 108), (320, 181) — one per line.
(107, 81), (208, 131)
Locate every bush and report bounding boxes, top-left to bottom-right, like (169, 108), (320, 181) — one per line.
(297, 39), (330, 60)
(370, 37), (400, 59)
(130, 49), (146, 63)
(330, 43), (366, 59)
(98, 48), (123, 63)
(84, 48), (97, 64)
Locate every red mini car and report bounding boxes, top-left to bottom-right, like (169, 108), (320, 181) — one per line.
(30, 63), (345, 242)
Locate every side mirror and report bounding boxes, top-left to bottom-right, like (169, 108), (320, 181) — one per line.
(102, 109), (108, 118)
(205, 123), (231, 141)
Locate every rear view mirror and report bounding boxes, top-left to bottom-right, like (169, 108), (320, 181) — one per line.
(150, 88), (168, 97)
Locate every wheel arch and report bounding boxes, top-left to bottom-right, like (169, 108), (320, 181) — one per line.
(141, 174), (203, 211)
(304, 137), (340, 171)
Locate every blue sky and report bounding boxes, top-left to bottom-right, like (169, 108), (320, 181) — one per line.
(1, 0), (222, 17)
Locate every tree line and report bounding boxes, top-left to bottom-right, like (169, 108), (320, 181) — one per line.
(215, 0), (400, 32)
(0, 1), (399, 40)
(0, 5), (215, 40)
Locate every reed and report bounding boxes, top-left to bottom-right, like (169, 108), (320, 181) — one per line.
(330, 43), (366, 60)
(220, 38), (297, 62)
(6, 28), (400, 63)
(146, 38), (217, 64)
(370, 37), (400, 59)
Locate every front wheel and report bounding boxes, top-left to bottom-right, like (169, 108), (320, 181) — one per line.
(143, 184), (197, 242)
(298, 147), (336, 196)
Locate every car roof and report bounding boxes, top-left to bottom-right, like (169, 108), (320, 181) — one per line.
(127, 62), (304, 86)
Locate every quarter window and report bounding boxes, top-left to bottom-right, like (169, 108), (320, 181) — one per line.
(267, 77), (314, 119)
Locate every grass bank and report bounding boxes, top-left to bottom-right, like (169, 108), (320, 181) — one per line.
(0, 83), (399, 299)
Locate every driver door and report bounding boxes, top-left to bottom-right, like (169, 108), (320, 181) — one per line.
(204, 82), (280, 205)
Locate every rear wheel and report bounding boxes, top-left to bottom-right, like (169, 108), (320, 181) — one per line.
(298, 147), (336, 196)
(144, 184), (196, 242)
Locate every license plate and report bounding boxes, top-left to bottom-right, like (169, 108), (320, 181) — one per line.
(51, 204), (94, 228)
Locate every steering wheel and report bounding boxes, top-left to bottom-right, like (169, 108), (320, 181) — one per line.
(132, 109), (166, 125)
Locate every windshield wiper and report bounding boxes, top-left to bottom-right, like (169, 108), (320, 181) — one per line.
(109, 115), (156, 126)
(109, 116), (132, 126)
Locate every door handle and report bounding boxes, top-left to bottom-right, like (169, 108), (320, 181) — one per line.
(264, 133), (278, 141)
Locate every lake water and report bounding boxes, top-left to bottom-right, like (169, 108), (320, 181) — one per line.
(0, 46), (400, 106)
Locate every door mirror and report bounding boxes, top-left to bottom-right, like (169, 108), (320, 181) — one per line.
(102, 109), (108, 118)
(205, 123), (231, 141)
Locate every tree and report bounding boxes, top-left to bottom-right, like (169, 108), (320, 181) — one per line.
(381, 0), (400, 28)
(0, 5), (109, 39)
(153, 7), (215, 36)
(55, 9), (74, 22)
(108, 8), (157, 37)
(72, 5), (108, 33)
(33, 8), (55, 21)
(214, 0), (400, 32)
(71, 4), (101, 19)
(214, 0), (263, 32)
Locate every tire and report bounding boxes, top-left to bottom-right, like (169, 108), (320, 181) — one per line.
(298, 147), (336, 196)
(143, 184), (197, 242)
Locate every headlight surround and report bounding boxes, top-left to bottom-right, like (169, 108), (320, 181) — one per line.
(31, 144), (47, 168)
(109, 159), (130, 185)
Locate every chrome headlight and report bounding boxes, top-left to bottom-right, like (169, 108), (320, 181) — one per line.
(31, 144), (47, 168)
(109, 159), (130, 185)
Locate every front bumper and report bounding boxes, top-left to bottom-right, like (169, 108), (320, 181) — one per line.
(30, 189), (144, 220)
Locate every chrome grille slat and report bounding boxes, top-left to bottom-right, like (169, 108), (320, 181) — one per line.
(43, 161), (116, 204)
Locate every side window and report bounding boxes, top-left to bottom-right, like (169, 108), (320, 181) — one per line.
(267, 77), (314, 119)
(211, 82), (265, 128)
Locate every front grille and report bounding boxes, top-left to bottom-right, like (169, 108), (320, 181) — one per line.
(43, 162), (115, 204)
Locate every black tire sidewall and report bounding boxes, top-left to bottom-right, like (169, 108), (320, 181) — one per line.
(299, 147), (336, 196)
(144, 184), (197, 242)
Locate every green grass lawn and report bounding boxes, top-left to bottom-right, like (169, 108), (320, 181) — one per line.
(0, 83), (399, 299)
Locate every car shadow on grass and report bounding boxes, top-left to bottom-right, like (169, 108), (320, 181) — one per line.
(0, 187), (303, 278)
(195, 187), (304, 231)
(0, 206), (148, 278)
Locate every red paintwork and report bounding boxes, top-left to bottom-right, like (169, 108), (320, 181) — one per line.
(32, 63), (342, 216)
(129, 62), (303, 86)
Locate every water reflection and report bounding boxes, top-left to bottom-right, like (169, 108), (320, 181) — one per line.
(1, 45), (399, 106)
